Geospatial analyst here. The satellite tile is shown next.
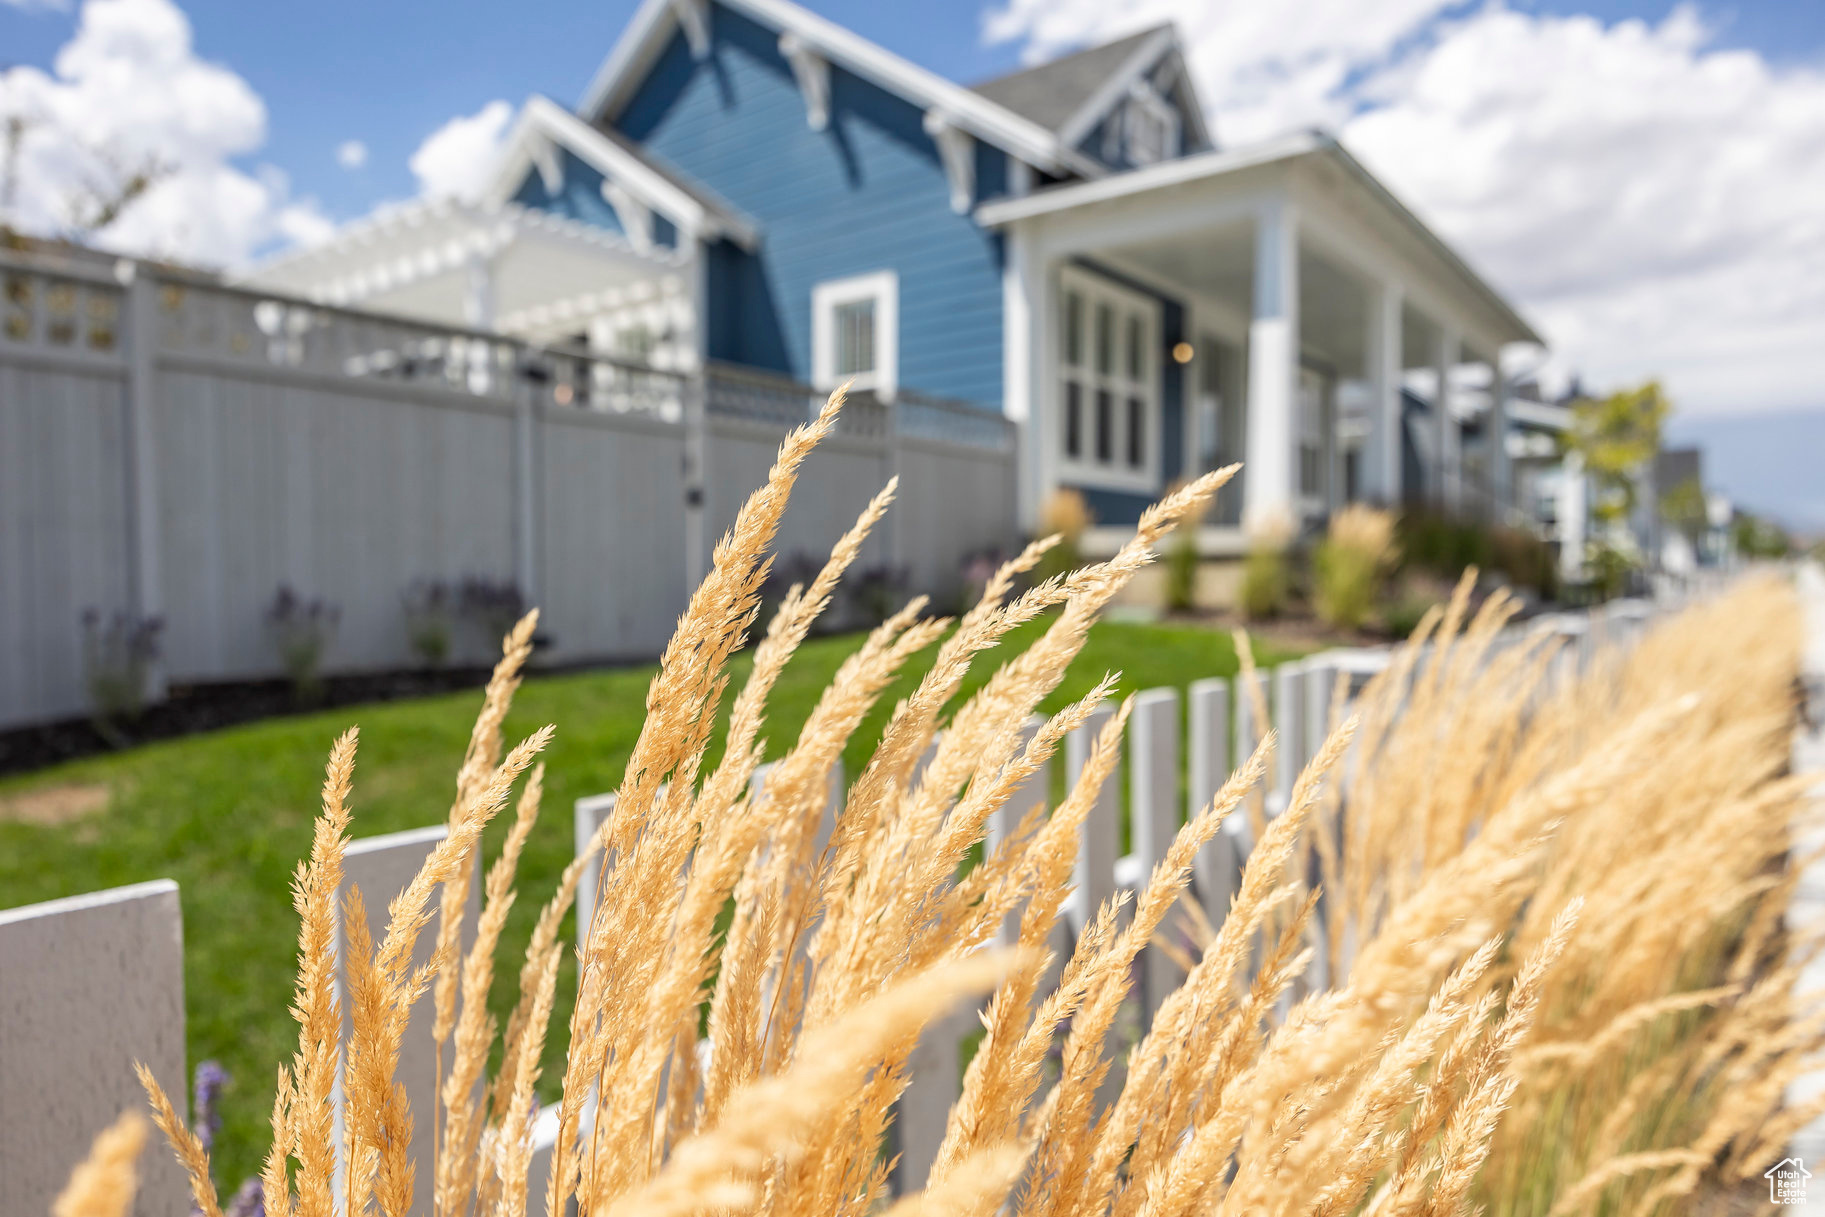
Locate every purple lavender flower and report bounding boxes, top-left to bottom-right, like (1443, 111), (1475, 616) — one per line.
(225, 1178), (264, 1217)
(191, 1060), (229, 1157)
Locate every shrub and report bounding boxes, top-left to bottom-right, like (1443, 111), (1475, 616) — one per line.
(1240, 513), (1294, 620)
(1036, 487), (1092, 582)
(401, 579), (456, 667)
(1313, 505), (1396, 630)
(79, 608), (163, 737)
(845, 563), (908, 627)
(1165, 521), (1198, 612)
(80, 397), (1813, 1217)
(458, 576), (528, 649)
(265, 585), (339, 699)
(1489, 524), (1557, 601)
(957, 548), (1006, 615)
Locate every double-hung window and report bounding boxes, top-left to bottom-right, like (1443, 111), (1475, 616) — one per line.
(812, 270), (898, 398)
(1058, 266), (1159, 492)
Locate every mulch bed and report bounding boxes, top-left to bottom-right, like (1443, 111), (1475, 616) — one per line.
(0, 666), (500, 777)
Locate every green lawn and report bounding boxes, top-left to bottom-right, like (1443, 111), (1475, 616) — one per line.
(0, 614), (1302, 1190)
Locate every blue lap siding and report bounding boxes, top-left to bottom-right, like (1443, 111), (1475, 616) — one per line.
(609, 5), (1009, 409)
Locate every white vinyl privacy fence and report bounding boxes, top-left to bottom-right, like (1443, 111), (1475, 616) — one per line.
(0, 597), (1666, 1212)
(0, 250), (1017, 729)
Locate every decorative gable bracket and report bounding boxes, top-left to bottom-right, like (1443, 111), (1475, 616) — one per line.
(530, 135), (564, 196)
(600, 179), (655, 251)
(922, 110), (975, 214)
(670, 0), (711, 60)
(778, 34), (831, 131)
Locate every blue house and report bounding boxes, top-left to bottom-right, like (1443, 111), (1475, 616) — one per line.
(254, 0), (1541, 549)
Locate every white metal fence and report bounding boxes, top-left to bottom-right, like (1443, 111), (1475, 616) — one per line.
(0, 251), (1018, 730)
(0, 596), (1670, 1213)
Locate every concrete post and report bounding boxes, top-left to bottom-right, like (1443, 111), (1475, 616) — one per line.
(337, 825), (480, 1217)
(1243, 199), (1300, 535)
(1187, 677), (1232, 926)
(574, 792), (618, 928)
(124, 267), (166, 702)
(1130, 687), (1180, 1019)
(1274, 661), (1307, 802)
(0, 880), (189, 1217)
(1065, 701), (1121, 936)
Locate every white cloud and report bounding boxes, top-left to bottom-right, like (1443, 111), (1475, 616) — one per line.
(984, 1), (1825, 417)
(0, 0), (330, 266)
(408, 99), (512, 203)
(335, 139), (367, 170)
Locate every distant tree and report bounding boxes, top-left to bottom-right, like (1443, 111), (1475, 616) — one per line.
(1733, 511), (1792, 560)
(0, 99), (169, 247)
(1562, 381), (1670, 530)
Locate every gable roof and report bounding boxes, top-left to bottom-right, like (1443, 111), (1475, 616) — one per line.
(971, 27), (1169, 133)
(972, 26), (1213, 157)
(576, 0), (1108, 179)
(484, 95), (761, 249)
(976, 130), (1542, 347)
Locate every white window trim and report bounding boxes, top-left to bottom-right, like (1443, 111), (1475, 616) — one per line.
(812, 270), (898, 398)
(1056, 264), (1161, 494)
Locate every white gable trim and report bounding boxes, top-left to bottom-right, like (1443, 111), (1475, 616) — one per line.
(778, 32), (830, 131)
(1054, 34), (1213, 157)
(1054, 27), (1175, 151)
(923, 111), (975, 213)
(484, 95), (760, 250)
(578, 0), (1106, 180)
(672, 0), (712, 58)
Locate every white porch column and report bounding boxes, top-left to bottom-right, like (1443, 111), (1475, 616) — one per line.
(1243, 199), (1299, 534)
(1003, 224), (1048, 533)
(1432, 326), (1460, 511)
(1490, 352), (1511, 519)
(1365, 280), (1403, 505)
(1558, 450), (1588, 582)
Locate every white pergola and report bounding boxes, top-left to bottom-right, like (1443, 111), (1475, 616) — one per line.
(245, 197), (695, 355)
(981, 131), (1542, 539)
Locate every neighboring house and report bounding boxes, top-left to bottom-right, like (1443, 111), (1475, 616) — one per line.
(249, 0), (1542, 550)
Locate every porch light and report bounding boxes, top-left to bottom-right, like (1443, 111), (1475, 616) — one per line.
(1171, 341), (1194, 364)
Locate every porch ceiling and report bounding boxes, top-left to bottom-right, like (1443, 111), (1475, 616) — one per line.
(1105, 225), (1375, 378)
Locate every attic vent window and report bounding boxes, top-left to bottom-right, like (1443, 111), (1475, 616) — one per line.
(1118, 83), (1178, 166)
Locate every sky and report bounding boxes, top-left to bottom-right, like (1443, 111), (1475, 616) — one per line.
(2, 0), (1823, 519)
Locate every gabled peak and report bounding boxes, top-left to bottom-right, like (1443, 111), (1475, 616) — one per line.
(970, 25), (1175, 135)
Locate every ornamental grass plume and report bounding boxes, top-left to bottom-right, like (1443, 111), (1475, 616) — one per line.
(80, 385), (1811, 1217)
(1314, 503), (1397, 630)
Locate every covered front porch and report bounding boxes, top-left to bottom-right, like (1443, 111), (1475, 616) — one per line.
(983, 132), (1541, 550)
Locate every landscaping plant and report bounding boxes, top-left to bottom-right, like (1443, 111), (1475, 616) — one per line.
(1165, 515), (1198, 612)
(402, 580), (457, 668)
(265, 586), (340, 701)
(58, 391), (1813, 1217)
(1313, 503), (1396, 630)
(78, 607), (163, 740)
(1240, 513), (1293, 620)
(1035, 486), (1091, 583)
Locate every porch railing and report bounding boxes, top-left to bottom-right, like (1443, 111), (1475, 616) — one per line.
(703, 361), (1015, 454)
(0, 249), (692, 422)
